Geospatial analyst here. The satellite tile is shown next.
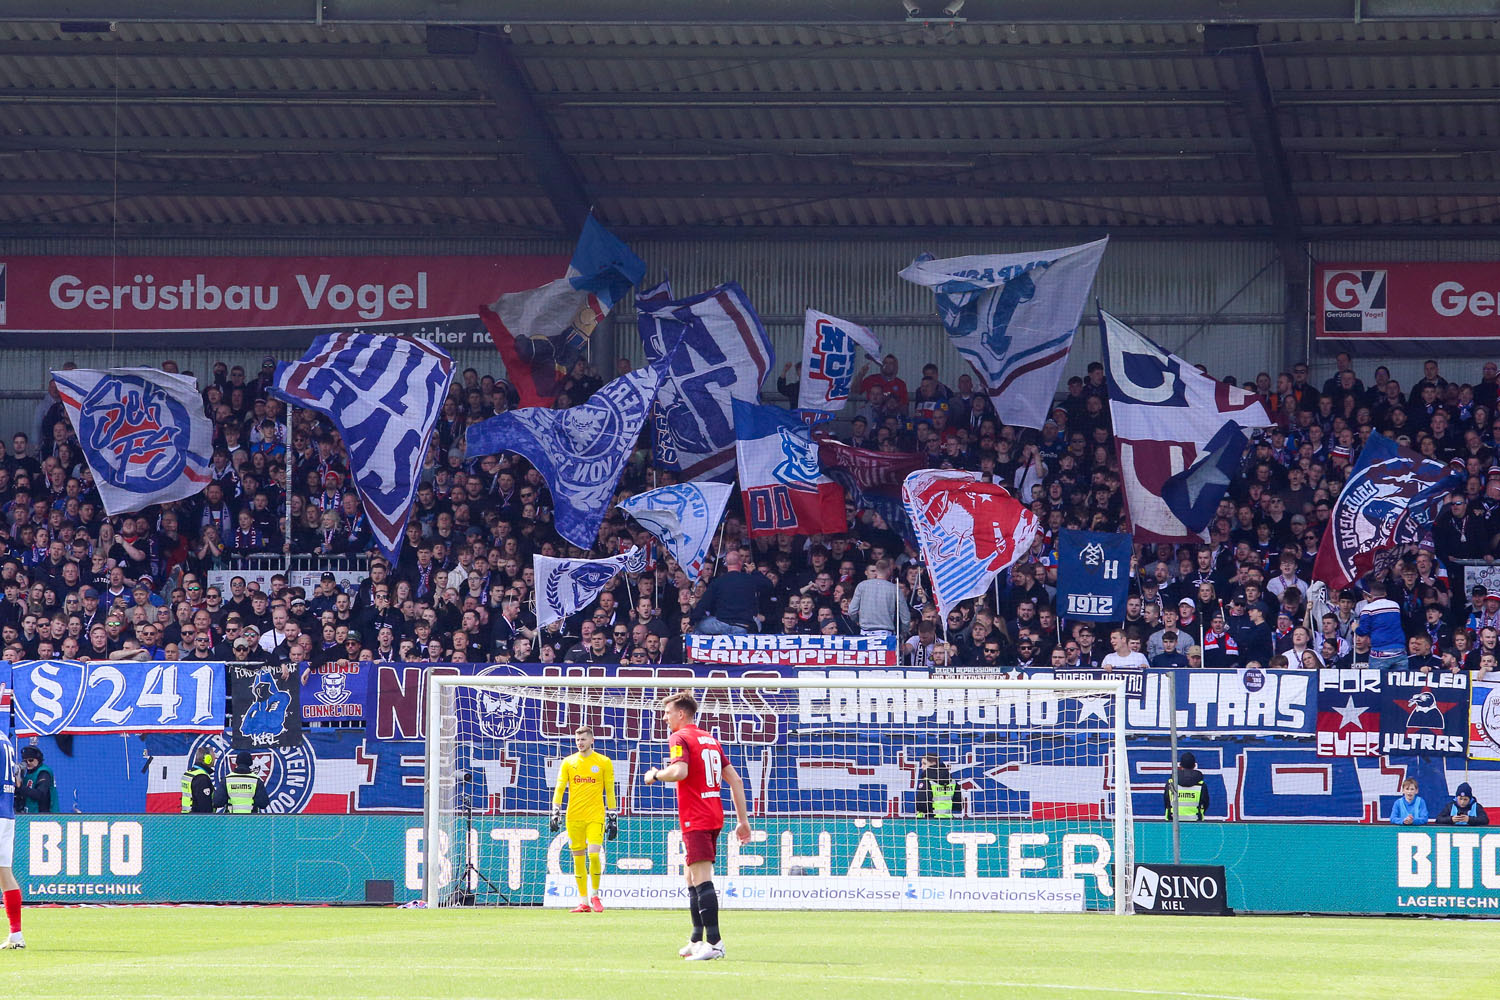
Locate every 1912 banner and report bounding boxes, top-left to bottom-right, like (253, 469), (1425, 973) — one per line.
(0, 255), (565, 348)
(1316, 262), (1500, 351)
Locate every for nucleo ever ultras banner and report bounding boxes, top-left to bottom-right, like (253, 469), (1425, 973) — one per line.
(0, 255), (566, 348)
(1316, 262), (1500, 351)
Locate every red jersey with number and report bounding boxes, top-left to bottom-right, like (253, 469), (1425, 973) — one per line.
(668, 724), (726, 832)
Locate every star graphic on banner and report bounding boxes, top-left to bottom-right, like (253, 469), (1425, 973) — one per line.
(1332, 695), (1371, 731)
(1076, 695), (1112, 724)
(1181, 458), (1231, 510)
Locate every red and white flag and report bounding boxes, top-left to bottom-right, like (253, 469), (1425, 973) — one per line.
(901, 470), (1039, 620)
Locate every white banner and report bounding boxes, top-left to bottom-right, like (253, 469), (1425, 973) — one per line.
(543, 873), (1084, 912)
(208, 568), (366, 597)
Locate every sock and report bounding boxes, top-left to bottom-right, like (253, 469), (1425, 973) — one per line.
(696, 881), (720, 946)
(589, 852), (602, 895)
(3, 888), (19, 934)
(688, 886), (703, 943)
(572, 854), (587, 899)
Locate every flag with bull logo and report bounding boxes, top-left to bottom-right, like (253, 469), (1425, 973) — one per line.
(901, 469), (1039, 620)
(640, 281), (774, 480)
(1098, 310), (1273, 543)
(52, 367), (214, 515)
(799, 309), (881, 420)
(1311, 431), (1466, 590)
(481, 217), (645, 408)
(898, 238), (1107, 430)
(732, 399), (845, 538)
(534, 545), (649, 628)
(617, 481), (732, 583)
(466, 366), (662, 550)
(271, 333), (454, 561)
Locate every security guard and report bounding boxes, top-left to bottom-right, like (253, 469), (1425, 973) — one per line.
(1164, 751), (1209, 821)
(916, 754), (964, 818)
(181, 747), (216, 814)
(213, 751), (269, 814)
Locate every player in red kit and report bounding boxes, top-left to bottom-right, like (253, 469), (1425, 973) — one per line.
(643, 689), (751, 962)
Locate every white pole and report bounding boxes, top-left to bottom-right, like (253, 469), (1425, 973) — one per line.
(1113, 681), (1131, 915)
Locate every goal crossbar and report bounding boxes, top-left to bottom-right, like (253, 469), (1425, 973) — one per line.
(422, 675), (1131, 913)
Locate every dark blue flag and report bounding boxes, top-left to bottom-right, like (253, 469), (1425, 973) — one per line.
(1160, 421), (1248, 534)
(1055, 529), (1132, 621)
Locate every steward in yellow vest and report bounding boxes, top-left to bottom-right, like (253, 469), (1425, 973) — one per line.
(213, 751), (269, 814)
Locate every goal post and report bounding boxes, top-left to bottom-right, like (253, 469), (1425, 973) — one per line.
(423, 674), (1132, 914)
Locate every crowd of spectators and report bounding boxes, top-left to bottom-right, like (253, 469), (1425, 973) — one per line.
(0, 349), (1496, 679)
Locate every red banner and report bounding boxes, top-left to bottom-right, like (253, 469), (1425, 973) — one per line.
(0, 254), (566, 348)
(1316, 262), (1500, 343)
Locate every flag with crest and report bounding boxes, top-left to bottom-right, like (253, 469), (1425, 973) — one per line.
(902, 469), (1039, 620)
(535, 545), (649, 628)
(733, 399), (845, 538)
(617, 482), (732, 583)
(53, 367), (214, 515)
(467, 367), (661, 549)
(898, 238), (1106, 429)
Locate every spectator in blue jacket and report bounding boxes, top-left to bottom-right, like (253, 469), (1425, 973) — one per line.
(1356, 581), (1407, 666)
(1389, 778), (1429, 826)
(692, 551), (771, 635)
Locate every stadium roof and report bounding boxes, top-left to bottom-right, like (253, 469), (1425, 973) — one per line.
(0, 3), (1499, 245)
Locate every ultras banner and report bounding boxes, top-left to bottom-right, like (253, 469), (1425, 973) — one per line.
(0, 255), (565, 348)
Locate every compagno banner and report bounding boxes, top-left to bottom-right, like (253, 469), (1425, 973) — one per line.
(0, 255), (565, 348)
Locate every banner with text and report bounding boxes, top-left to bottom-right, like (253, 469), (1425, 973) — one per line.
(6, 659), (224, 736)
(300, 662), (370, 724)
(1316, 262), (1500, 352)
(229, 663), (303, 749)
(686, 634), (898, 666)
(0, 254), (565, 349)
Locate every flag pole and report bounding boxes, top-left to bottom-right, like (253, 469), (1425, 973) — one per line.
(284, 399), (294, 577)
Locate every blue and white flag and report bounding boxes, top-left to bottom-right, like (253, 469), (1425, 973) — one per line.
(734, 399), (846, 538)
(534, 546), (649, 628)
(1055, 530), (1133, 622)
(52, 367), (213, 515)
(617, 481), (733, 583)
(799, 309), (881, 419)
(482, 217), (644, 408)
(1099, 310), (1273, 544)
(640, 281), (774, 479)
(898, 238), (1107, 429)
(467, 366), (662, 549)
(272, 333), (454, 560)
(11, 659), (225, 735)
(1160, 420), (1250, 534)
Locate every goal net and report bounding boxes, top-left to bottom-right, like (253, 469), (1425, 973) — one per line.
(423, 674), (1132, 914)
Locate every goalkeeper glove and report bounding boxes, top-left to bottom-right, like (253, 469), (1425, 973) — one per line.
(549, 808), (562, 833)
(605, 811), (618, 841)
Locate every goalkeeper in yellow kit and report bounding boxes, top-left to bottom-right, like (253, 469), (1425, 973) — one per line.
(550, 726), (618, 913)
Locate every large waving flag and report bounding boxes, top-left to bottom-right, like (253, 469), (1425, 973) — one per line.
(467, 367), (661, 549)
(272, 333), (454, 560)
(640, 282), (773, 479)
(535, 545), (649, 628)
(1099, 310), (1272, 543)
(1312, 432), (1466, 589)
(898, 238), (1107, 429)
(732, 399), (845, 538)
(481, 217), (644, 408)
(817, 435), (925, 547)
(902, 470), (1039, 620)
(799, 309), (881, 419)
(52, 367), (214, 515)
(617, 482), (732, 583)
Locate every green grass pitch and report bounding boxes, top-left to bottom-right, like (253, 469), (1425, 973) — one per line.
(0, 906), (1488, 1000)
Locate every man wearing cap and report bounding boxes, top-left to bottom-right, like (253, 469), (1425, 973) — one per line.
(1434, 782), (1489, 826)
(1164, 751), (1209, 822)
(14, 746), (55, 814)
(1468, 590), (1500, 634)
(1434, 493), (1491, 580)
(213, 751), (269, 815)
